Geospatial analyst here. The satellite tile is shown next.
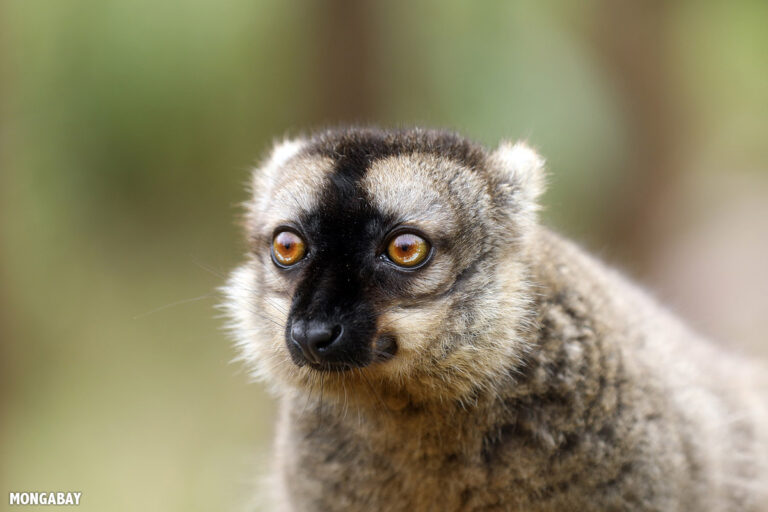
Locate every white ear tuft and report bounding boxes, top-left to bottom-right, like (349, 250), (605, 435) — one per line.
(252, 138), (305, 189)
(250, 137), (306, 212)
(487, 141), (547, 240)
(489, 140), (547, 207)
(266, 138), (305, 170)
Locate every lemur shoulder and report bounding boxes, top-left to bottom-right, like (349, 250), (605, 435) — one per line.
(224, 127), (768, 511)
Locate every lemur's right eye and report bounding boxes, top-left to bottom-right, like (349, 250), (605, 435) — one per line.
(272, 231), (306, 267)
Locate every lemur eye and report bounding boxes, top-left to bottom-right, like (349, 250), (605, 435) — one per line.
(386, 232), (431, 268)
(272, 231), (306, 267)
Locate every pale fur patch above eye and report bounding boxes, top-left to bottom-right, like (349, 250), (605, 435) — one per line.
(249, 138), (335, 237)
(362, 154), (458, 234)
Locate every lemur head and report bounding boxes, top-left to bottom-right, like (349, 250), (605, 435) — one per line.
(224, 128), (545, 404)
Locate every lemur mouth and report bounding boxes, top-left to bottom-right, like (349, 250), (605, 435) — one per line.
(373, 335), (398, 362)
(303, 336), (398, 373)
(306, 361), (362, 372)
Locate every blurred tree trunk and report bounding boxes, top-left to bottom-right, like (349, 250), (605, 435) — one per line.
(587, 0), (688, 275)
(309, 0), (380, 124)
(308, 0), (690, 279)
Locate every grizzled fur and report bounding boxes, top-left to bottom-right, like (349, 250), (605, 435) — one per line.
(224, 127), (768, 511)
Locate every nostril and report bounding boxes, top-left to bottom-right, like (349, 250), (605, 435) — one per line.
(290, 323), (306, 344)
(290, 321), (345, 363)
(289, 322), (313, 361)
(329, 325), (343, 345)
(307, 324), (343, 352)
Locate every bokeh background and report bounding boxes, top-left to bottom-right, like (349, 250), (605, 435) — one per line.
(2, 1), (767, 510)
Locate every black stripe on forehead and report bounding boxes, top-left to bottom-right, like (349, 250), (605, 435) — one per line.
(302, 127), (487, 172)
(290, 130), (485, 326)
(295, 131), (396, 290)
(296, 127), (489, 271)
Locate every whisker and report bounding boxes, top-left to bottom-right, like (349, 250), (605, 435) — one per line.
(377, 308), (427, 331)
(192, 258), (229, 279)
(300, 371), (318, 420)
(341, 372), (350, 421)
(359, 371), (393, 421)
(243, 305), (285, 329)
(262, 297), (289, 315)
(319, 373), (326, 414)
(133, 293), (216, 319)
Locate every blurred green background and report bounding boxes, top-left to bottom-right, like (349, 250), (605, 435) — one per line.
(2, 1), (767, 510)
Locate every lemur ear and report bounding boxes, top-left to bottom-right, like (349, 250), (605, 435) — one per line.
(488, 140), (546, 217)
(489, 141), (546, 205)
(251, 137), (306, 192)
(249, 137), (306, 210)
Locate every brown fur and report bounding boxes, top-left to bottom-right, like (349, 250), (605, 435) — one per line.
(224, 128), (768, 511)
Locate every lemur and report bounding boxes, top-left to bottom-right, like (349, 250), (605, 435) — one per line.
(224, 127), (768, 511)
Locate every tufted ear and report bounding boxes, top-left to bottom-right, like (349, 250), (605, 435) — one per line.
(489, 140), (546, 209)
(251, 137), (306, 193)
(249, 137), (306, 212)
(489, 141), (546, 205)
(487, 140), (547, 235)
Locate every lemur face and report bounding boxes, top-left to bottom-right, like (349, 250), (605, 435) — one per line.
(225, 129), (545, 402)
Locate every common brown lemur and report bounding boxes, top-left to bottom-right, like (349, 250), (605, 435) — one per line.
(224, 127), (768, 511)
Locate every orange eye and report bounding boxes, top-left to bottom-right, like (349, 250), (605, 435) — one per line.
(386, 232), (431, 268)
(272, 231), (306, 266)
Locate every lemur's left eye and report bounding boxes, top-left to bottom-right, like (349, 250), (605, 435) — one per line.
(386, 232), (431, 268)
(272, 231), (306, 267)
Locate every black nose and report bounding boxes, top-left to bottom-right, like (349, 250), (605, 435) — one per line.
(290, 321), (344, 364)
